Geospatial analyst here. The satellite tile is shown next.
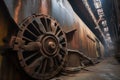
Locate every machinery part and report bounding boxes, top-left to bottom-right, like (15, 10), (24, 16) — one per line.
(67, 49), (93, 64)
(13, 14), (67, 80)
(63, 49), (94, 73)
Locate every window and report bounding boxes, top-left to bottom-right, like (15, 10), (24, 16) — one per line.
(102, 20), (107, 27)
(104, 27), (108, 32)
(97, 8), (104, 18)
(94, 0), (102, 9)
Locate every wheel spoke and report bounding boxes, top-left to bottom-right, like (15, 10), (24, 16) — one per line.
(53, 57), (59, 67)
(23, 36), (33, 42)
(26, 28), (38, 38)
(49, 58), (54, 68)
(23, 30), (37, 41)
(36, 62), (43, 74)
(53, 56), (61, 66)
(25, 52), (39, 61)
(56, 29), (62, 37)
(59, 36), (65, 44)
(42, 58), (48, 74)
(35, 18), (46, 33)
(46, 18), (52, 31)
(55, 26), (60, 35)
(59, 47), (65, 57)
(40, 17), (52, 32)
(57, 54), (62, 61)
(31, 22), (41, 34)
(35, 58), (48, 74)
(40, 18), (48, 32)
(61, 42), (66, 47)
(28, 56), (44, 68)
(60, 51), (65, 57)
(32, 20), (44, 34)
(50, 20), (56, 32)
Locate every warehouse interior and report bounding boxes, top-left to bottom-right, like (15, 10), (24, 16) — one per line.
(0, 0), (120, 80)
(69, 0), (120, 56)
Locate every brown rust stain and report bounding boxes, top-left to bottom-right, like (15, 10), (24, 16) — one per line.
(0, 20), (8, 72)
(70, 23), (80, 50)
(40, 0), (51, 15)
(0, 19), (8, 46)
(0, 55), (2, 66)
(14, 0), (21, 23)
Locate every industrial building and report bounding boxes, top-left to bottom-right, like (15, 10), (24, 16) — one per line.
(0, 0), (120, 80)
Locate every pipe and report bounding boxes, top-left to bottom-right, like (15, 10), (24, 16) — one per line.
(82, 0), (105, 39)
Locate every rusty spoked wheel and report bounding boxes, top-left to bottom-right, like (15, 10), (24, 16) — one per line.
(14, 14), (67, 80)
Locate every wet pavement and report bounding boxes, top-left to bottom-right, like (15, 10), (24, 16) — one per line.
(51, 57), (120, 80)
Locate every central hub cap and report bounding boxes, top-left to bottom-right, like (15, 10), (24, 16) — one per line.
(48, 41), (56, 49)
(40, 34), (59, 57)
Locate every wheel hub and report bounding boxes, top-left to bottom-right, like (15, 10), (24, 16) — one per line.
(40, 34), (59, 57)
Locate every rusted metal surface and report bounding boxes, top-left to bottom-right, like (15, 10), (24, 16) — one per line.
(0, 1), (19, 79)
(68, 0), (96, 28)
(4, 0), (51, 24)
(0, 56), (18, 80)
(0, 0), (104, 80)
(10, 14), (67, 80)
(64, 49), (95, 73)
(68, 0), (105, 44)
(0, 0), (19, 55)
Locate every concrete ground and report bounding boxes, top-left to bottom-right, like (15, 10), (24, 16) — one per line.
(51, 57), (120, 80)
